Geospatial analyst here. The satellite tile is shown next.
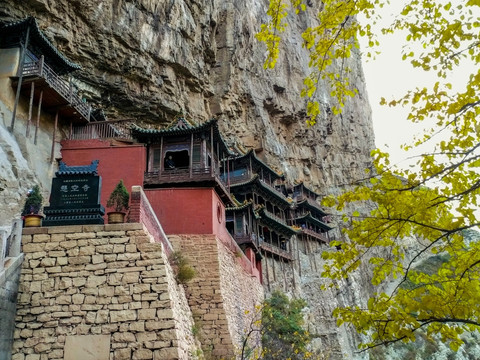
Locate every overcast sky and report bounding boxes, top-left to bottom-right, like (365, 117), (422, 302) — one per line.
(359, 2), (479, 170)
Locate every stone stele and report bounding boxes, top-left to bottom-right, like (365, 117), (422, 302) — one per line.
(64, 334), (110, 360)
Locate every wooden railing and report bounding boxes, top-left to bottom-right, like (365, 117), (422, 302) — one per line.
(259, 178), (289, 202)
(234, 234), (259, 247)
(233, 233), (293, 260)
(259, 240), (293, 260)
(22, 58), (91, 122)
(128, 186), (173, 258)
(263, 209), (288, 226)
(144, 166), (228, 188)
(70, 119), (135, 140)
(301, 228), (328, 243)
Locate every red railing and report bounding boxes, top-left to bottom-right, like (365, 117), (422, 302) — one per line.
(128, 186), (173, 257)
(22, 58), (91, 122)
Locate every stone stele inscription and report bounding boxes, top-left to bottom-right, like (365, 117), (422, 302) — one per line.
(49, 175), (101, 208)
(64, 335), (110, 360)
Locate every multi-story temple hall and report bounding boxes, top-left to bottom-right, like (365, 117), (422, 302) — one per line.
(63, 116), (334, 283)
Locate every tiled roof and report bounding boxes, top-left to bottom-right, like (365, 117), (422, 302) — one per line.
(255, 207), (299, 237)
(131, 118), (235, 156)
(292, 181), (321, 198)
(226, 200), (254, 212)
(56, 160), (99, 176)
(296, 198), (328, 216)
(294, 212), (332, 231)
(230, 175), (291, 207)
(0, 17), (81, 75)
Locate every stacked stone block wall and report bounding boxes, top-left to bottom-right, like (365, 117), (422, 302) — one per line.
(170, 234), (264, 359)
(13, 224), (200, 360)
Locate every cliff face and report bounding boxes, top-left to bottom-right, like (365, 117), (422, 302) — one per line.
(0, 0), (375, 358)
(1, 0), (374, 187)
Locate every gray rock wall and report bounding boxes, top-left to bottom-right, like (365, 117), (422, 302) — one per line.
(0, 255), (24, 360)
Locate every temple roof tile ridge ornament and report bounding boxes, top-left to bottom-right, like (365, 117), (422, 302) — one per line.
(254, 206), (299, 237)
(0, 17), (81, 75)
(296, 198), (328, 216)
(131, 118), (236, 156)
(294, 212), (333, 231)
(225, 200), (254, 212)
(56, 160), (99, 176)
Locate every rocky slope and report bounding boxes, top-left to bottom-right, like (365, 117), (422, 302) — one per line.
(0, 0), (376, 358)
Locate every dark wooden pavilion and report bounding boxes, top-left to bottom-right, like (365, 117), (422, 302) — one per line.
(0, 17), (100, 160)
(289, 182), (333, 243)
(131, 118), (234, 206)
(226, 150), (296, 261)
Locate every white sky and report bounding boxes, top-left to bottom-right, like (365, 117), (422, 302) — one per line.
(358, 2), (478, 168)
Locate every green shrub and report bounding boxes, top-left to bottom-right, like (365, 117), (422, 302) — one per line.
(170, 251), (196, 284)
(22, 185), (43, 215)
(107, 180), (129, 212)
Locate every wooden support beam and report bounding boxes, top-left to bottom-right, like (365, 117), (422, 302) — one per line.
(272, 250), (276, 282)
(10, 26), (30, 132)
(210, 126), (214, 176)
(159, 136), (163, 177)
(189, 133), (193, 178)
(264, 250), (270, 292)
(26, 82), (35, 137)
(297, 236), (302, 278)
(50, 111), (59, 163)
(34, 90), (43, 145)
(291, 258), (296, 289)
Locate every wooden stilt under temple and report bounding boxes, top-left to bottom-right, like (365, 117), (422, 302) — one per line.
(264, 250), (270, 291)
(34, 90), (43, 145)
(50, 111), (58, 163)
(10, 25), (30, 132)
(26, 82), (34, 137)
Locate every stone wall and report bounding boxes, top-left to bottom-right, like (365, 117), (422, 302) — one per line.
(170, 234), (264, 359)
(13, 224), (201, 360)
(0, 247), (23, 360)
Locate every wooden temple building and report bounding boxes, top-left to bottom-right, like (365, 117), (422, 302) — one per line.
(0, 17), (102, 160)
(2, 17), (334, 286)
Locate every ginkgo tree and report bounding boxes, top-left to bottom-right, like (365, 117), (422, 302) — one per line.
(258, 0), (480, 352)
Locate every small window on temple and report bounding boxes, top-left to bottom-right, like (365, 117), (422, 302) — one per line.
(152, 148), (161, 171)
(192, 144), (201, 163)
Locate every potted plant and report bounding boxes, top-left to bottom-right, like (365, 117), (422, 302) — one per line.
(106, 180), (129, 223)
(22, 185), (43, 227)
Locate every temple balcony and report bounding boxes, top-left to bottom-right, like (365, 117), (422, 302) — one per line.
(301, 228), (328, 243)
(69, 119), (135, 141)
(258, 240), (294, 261)
(12, 57), (94, 123)
(144, 166), (233, 206)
